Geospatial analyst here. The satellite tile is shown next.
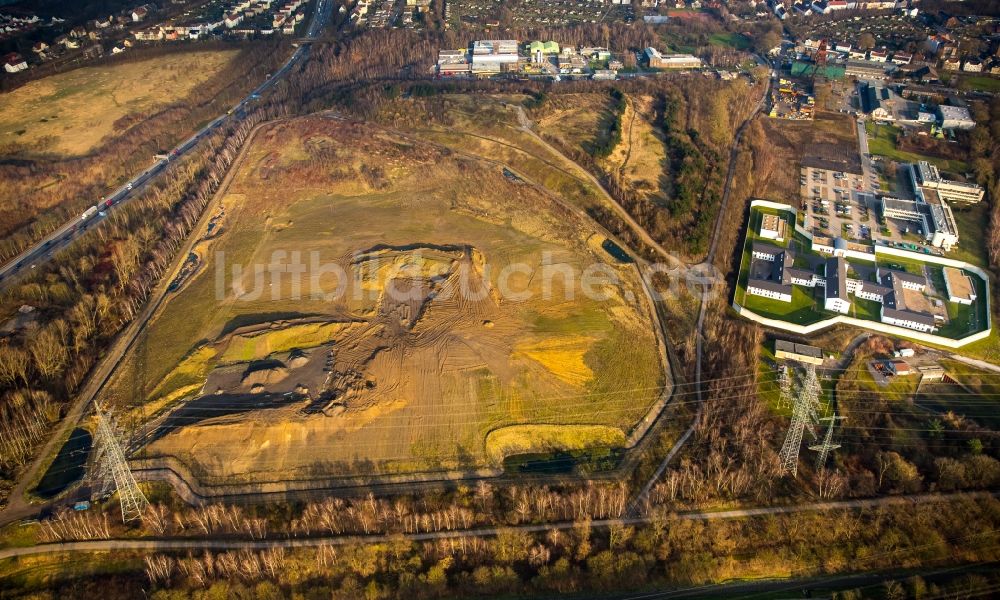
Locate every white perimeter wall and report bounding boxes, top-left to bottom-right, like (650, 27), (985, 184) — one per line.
(735, 200), (993, 348)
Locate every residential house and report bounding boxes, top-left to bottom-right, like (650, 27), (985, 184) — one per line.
(134, 27), (163, 41)
(962, 59), (983, 73)
(868, 48), (889, 62)
(3, 52), (27, 73)
(31, 41), (48, 54)
(132, 6), (149, 21)
(891, 51), (912, 65)
(811, 1), (830, 14)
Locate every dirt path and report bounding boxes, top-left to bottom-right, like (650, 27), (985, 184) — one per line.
(2, 490), (992, 561)
(617, 96), (638, 179)
(514, 105), (682, 269)
(628, 58), (773, 515)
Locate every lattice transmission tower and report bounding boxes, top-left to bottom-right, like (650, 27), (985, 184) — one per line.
(778, 364), (821, 476)
(92, 404), (148, 522)
(809, 414), (843, 472)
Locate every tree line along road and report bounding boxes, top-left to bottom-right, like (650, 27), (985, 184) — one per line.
(0, 491), (992, 561)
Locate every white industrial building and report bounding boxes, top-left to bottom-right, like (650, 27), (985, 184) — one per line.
(936, 105), (975, 130)
(877, 161), (977, 252)
(471, 40), (519, 64)
(911, 160), (984, 204)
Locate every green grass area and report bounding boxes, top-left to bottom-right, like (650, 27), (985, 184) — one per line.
(949, 203), (989, 268)
(743, 284), (826, 324)
(851, 297), (883, 321)
(756, 344), (789, 417)
(957, 75), (1000, 93)
(865, 122), (969, 174)
(737, 207), (826, 323)
(709, 32), (750, 50)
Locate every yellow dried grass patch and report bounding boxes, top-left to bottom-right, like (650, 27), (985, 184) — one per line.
(513, 335), (595, 387)
(485, 424), (625, 463)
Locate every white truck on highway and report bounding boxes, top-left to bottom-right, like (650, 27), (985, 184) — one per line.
(81, 206), (98, 221)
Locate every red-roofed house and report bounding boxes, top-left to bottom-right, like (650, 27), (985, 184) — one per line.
(4, 53), (28, 73)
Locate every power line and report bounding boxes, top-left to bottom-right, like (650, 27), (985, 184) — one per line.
(809, 413), (843, 472)
(779, 364), (821, 476)
(92, 404), (148, 523)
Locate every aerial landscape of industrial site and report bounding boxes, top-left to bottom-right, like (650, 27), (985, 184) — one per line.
(1, 0), (1000, 597)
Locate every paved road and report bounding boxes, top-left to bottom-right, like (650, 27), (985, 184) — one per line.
(0, 118), (284, 529)
(0, 0), (332, 290)
(856, 117), (877, 194)
(0, 491), (991, 561)
(0, 0), (333, 527)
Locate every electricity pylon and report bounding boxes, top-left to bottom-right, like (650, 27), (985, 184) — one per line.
(778, 365), (793, 410)
(809, 414), (844, 472)
(778, 364), (821, 476)
(93, 404), (148, 522)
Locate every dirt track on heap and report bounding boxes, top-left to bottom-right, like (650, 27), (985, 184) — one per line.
(111, 116), (670, 486)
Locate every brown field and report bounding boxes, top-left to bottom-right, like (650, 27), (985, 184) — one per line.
(0, 50), (239, 156)
(103, 116), (666, 482)
(534, 93), (614, 158)
(600, 95), (668, 205)
(752, 111), (858, 201)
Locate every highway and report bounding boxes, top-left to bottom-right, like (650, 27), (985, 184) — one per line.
(0, 0), (332, 289)
(0, 0), (332, 527)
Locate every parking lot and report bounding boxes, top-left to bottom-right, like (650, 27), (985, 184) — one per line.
(799, 165), (876, 243)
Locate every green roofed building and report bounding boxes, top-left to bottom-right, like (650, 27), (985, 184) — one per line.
(790, 60), (845, 80)
(529, 40), (560, 55)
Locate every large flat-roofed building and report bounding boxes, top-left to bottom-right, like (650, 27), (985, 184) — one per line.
(936, 105), (975, 130)
(760, 214), (786, 241)
(438, 49), (467, 64)
(471, 39), (519, 65)
(878, 161), (970, 251)
(775, 340), (824, 365)
(912, 161), (984, 204)
(644, 47), (702, 69)
(846, 60), (895, 80)
(943, 267), (977, 304)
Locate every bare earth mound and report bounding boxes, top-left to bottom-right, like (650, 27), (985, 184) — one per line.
(103, 117), (666, 482)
